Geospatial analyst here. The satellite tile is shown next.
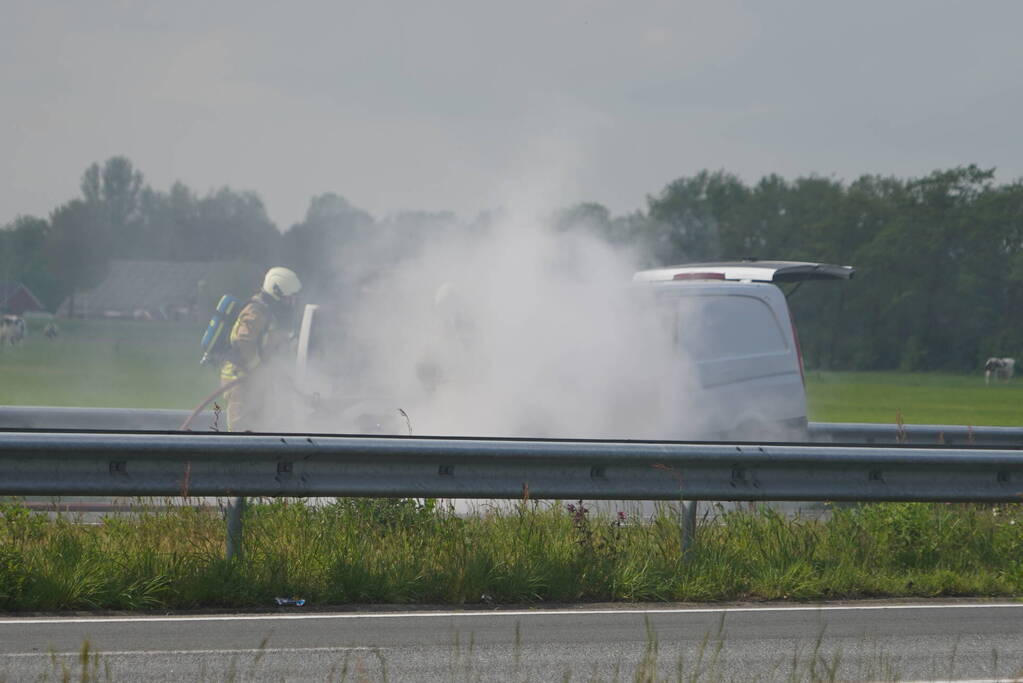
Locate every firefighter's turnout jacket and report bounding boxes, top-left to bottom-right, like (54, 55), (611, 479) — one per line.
(219, 292), (293, 432)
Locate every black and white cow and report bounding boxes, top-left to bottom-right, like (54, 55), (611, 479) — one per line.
(0, 315), (26, 347)
(985, 357), (1015, 384)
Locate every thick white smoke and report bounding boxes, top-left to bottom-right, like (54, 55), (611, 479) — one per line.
(306, 205), (708, 440)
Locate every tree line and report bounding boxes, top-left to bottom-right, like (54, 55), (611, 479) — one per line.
(638, 166), (1023, 373)
(2, 157), (1020, 372)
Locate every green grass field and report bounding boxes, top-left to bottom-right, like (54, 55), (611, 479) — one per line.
(0, 318), (217, 410)
(1, 319), (1021, 426)
(805, 370), (1023, 426)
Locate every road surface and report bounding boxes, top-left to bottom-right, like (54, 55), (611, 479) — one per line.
(1, 601), (1021, 681)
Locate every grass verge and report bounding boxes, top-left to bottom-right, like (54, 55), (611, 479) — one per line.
(1, 499), (1023, 611)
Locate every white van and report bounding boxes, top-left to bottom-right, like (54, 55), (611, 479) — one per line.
(295, 260), (853, 440)
(630, 260), (853, 441)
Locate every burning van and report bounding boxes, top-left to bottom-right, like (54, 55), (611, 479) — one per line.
(294, 260), (853, 441)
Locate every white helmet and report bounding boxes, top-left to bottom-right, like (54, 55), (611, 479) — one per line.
(262, 267), (302, 300)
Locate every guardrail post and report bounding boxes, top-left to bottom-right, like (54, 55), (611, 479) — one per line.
(226, 496), (246, 561)
(681, 500), (697, 557)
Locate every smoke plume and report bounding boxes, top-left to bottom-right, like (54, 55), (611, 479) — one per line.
(303, 204), (706, 440)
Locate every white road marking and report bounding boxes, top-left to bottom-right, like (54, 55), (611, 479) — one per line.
(1, 646), (374, 658)
(0, 602), (1020, 625)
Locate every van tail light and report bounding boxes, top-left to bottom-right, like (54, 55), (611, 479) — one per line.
(788, 308), (805, 386)
(673, 272), (726, 281)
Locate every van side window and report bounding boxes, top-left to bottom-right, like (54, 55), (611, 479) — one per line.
(676, 295), (788, 360)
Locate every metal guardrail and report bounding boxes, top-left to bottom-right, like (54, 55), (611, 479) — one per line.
(2, 430), (1023, 503)
(808, 422), (1023, 446)
(4, 405), (1023, 446)
(3, 417), (1022, 558)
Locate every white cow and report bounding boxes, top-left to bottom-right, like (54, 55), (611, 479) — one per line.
(0, 315), (26, 348)
(985, 357), (1015, 384)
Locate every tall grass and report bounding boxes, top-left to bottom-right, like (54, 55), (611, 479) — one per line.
(1, 499), (1022, 611)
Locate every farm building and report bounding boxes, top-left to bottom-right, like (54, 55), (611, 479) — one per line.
(0, 281), (47, 315)
(57, 260), (210, 320)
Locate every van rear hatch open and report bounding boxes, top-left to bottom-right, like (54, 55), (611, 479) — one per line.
(633, 260), (855, 283)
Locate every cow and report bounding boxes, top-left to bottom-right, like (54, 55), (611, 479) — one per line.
(43, 322), (59, 341)
(0, 315), (26, 348)
(985, 357), (1015, 384)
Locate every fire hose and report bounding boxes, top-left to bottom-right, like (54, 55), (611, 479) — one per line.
(179, 375), (405, 433)
(178, 375), (324, 431)
(179, 377), (244, 431)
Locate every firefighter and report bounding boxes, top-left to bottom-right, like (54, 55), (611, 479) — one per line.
(220, 267), (302, 431)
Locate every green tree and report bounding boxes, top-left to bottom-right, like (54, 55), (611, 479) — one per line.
(47, 200), (108, 316)
(282, 193), (375, 296)
(195, 187), (281, 264)
(645, 170), (749, 262)
(860, 166), (995, 370)
(136, 182), (200, 260)
(0, 216), (61, 309)
(81, 156), (144, 257)
(554, 202), (612, 235)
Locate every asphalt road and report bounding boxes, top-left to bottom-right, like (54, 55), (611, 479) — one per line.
(1, 602), (1022, 681)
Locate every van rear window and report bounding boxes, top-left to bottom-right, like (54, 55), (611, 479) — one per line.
(675, 295), (788, 360)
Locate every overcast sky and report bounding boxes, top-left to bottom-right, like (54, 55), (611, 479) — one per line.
(3, 1), (1022, 229)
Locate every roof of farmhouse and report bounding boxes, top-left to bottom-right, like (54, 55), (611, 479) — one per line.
(0, 281), (46, 314)
(58, 260), (210, 316)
